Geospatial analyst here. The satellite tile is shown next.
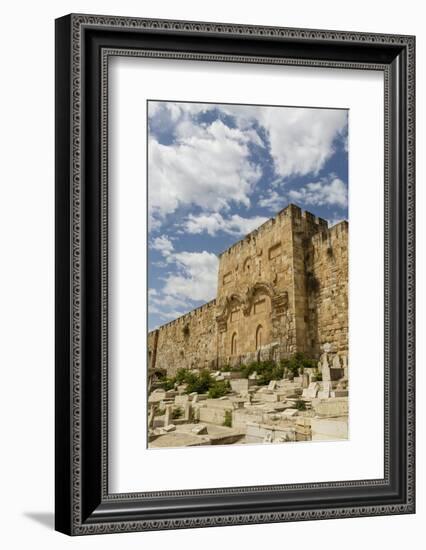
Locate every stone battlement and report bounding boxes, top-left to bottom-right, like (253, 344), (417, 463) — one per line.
(310, 220), (348, 248)
(155, 299), (217, 332)
(218, 204), (328, 258)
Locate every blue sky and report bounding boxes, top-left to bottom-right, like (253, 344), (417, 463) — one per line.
(148, 101), (348, 331)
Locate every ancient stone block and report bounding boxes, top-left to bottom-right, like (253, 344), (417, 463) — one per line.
(312, 397), (349, 417)
(191, 424), (208, 435)
(310, 417), (348, 440)
(331, 390), (349, 398)
(283, 408), (298, 417)
(175, 394), (189, 406)
(148, 389), (166, 403)
(199, 407), (228, 425)
(230, 378), (256, 393)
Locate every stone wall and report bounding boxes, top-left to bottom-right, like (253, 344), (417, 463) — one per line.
(215, 204), (329, 366)
(148, 204), (349, 376)
(148, 300), (217, 376)
(308, 221), (349, 357)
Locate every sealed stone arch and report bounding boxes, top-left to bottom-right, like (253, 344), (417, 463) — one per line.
(231, 332), (238, 355)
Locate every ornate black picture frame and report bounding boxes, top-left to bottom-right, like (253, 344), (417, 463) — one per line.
(55, 14), (415, 535)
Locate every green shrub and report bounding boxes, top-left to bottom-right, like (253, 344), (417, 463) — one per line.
(170, 368), (214, 394)
(171, 407), (183, 419)
(185, 369), (213, 394)
(295, 399), (306, 411)
(175, 368), (191, 385)
(239, 360), (285, 385)
(312, 369), (322, 382)
(280, 353), (317, 378)
(158, 368), (232, 397)
(208, 380), (231, 399)
(223, 410), (232, 427)
(159, 377), (176, 391)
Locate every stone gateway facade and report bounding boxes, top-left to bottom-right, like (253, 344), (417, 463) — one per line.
(148, 204), (348, 377)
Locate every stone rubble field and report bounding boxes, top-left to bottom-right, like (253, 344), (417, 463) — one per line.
(148, 363), (348, 449)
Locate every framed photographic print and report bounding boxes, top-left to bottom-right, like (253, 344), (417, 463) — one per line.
(55, 14), (415, 535)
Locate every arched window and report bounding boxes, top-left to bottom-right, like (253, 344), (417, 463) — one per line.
(231, 332), (238, 356)
(256, 325), (263, 350)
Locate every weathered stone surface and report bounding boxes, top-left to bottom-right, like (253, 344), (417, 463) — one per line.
(174, 394), (189, 406)
(164, 405), (172, 427)
(245, 422), (296, 444)
(304, 382), (319, 399)
(230, 378), (256, 393)
(312, 397), (349, 417)
(199, 407), (229, 425)
(184, 402), (192, 421)
(203, 399), (234, 409)
(233, 408), (265, 430)
(317, 381), (331, 399)
(311, 417), (348, 440)
(163, 424), (176, 432)
(331, 390), (349, 398)
(191, 424), (208, 435)
(148, 406), (156, 428)
(283, 408), (299, 417)
(332, 355), (341, 369)
(295, 417), (312, 440)
(148, 389), (166, 403)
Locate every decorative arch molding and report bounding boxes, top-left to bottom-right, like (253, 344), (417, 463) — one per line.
(216, 282), (288, 332)
(243, 282), (277, 315)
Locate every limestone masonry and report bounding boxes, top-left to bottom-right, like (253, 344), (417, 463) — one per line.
(148, 204), (348, 377)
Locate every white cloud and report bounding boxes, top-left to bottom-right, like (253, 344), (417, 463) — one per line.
(288, 176), (348, 209)
(218, 105), (347, 179)
(148, 102), (347, 230)
(149, 235), (174, 257)
(148, 119), (262, 230)
(258, 190), (287, 212)
(148, 101), (212, 121)
(183, 212), (268, 237)
(258, 108), (347, 179)
(148, 250), (219, 323)
(162, 251), (219, 303)
(174, 103), (347, 179)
